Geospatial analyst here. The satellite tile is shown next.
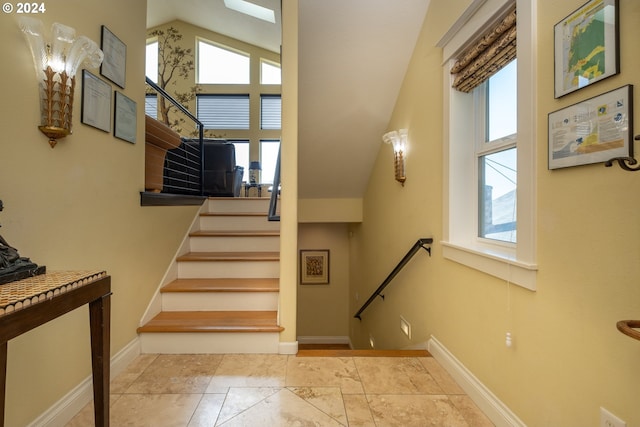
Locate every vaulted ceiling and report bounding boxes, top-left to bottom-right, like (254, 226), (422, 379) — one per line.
(147, 0), (430, 199)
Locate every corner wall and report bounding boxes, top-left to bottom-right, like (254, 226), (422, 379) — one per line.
(0, 1), (201, 425)
(350, 0), (640, 426)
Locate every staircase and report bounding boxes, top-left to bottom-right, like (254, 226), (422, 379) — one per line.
(137, 197), (284, 354)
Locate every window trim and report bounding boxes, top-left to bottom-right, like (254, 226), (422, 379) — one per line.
(440, 0), (537, 291)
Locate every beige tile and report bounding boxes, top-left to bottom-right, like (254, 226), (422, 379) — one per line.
(111, 354), (158, 394)
(419, 357), (465, 394)
(288, 387), (347, 424)
(217, 388), (343, 426)
(343, 394), (376, 427)
(125, 354), (223, 394)
(450, 395), (495, 427)
(206, 354), (287, 392)
(216, 387), (281, 424)
(367, 394), (469, 427)
(110, 394), (202, 427)
(286, 356), (364, 394)
(187, 393), (226, 427)
(65, 395), (121, 427)
(355, 357), (443, 394)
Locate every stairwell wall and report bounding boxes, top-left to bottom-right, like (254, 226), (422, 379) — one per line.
(350, 0), (640, 426)
(0, 1), (202, 425)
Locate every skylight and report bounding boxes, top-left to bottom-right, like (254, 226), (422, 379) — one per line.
(224, 0), (275, 24)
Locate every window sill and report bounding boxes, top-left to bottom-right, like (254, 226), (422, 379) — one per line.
(441, 241), (537, 291)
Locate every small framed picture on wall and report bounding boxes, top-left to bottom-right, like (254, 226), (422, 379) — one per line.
(300, 250), (330, 284)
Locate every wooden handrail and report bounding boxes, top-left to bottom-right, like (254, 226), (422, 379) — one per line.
(617, 320), (640, 341)
(354, 238), (433, 320)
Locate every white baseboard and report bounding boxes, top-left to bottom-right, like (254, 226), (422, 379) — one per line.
(28, 337), (141, 427)
(279, 341), (298, 355)
(297, 336), (352, 347)
(427, 336), (527, 427)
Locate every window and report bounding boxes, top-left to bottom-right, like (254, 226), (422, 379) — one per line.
(229, 140), (250, 182)
(477, 60), (517, 243)
(261, 60), (281, 84)
(145, 41), (158, 83)
(197, 40), (250, 84)
(261, 95), (281, 130)
(196, 94), (250, 129)
(145, 94), (158, 119)
(440, 0), (537, 290)
(260, 140), (280, 184)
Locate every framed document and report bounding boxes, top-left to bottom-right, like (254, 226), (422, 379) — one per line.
(114, 91), (137, 143)
(81, 70), (112, 133)
(548, 85), (633, 169)
(554, 0), (619, 98)
(100, 25), (126, 88)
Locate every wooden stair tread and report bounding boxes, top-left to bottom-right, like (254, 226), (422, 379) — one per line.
(162, 278), (279, 293)
(200, 212), (268, 217)
(296, 349), (431, 357)
(177, 251), (279, 262)
(190, 230), (279, 237)
(137, 311), (284, 333)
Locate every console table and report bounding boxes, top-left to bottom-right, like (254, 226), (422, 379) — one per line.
(0, 271), (111, 426)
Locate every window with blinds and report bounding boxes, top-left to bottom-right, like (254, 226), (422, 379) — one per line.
(196, 94), (250, 129)
(145, 94), (158, 119)
(260, 95), (281, 130)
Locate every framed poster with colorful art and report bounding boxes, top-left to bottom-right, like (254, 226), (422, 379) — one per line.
(554, 0), (619, 98)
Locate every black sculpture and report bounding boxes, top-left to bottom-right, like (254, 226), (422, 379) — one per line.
(0, 199), (45, 285)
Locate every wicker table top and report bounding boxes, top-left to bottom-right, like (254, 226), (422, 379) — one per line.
(0, 270), (107, 317)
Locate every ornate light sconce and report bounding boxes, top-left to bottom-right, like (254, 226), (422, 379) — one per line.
(19, 17), (103, 148)
(605, 135), (640, 171)
(382, 129), (408, 185)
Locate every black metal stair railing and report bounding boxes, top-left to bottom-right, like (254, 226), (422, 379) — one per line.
(268, 145), (281, 221)
(354, 238), (433, 320)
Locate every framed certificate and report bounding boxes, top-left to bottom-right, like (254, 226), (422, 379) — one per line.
(100, 26), (126, 88)
(81, 70), (112, 133)
(114, 91), (137, 143)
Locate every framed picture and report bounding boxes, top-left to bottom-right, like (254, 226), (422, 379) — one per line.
(114, 91), (137, 143)
(548, 85), (633, 169)
(100, 25), (126, 88)
(81, 70), (111, 133)
(554, 0), (619, 98)
(300, 250), (330, 284)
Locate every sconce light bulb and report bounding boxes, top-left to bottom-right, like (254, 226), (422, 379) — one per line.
(505, 332), (512, 348)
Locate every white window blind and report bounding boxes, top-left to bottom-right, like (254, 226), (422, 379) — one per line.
(197, 94), (250, 129)
(260, 95), (281, 130)
(145, 94), (158, 119)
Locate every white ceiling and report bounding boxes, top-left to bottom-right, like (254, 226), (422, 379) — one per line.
(147, 0), (430, 199)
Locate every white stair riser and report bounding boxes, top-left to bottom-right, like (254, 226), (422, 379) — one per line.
(162, 292), (278, 311)
(178, 260), (280, 279)
(190, 236), (279, 252)
(139, 332), (280, 354)
(199, 216), (280, 231)
(207, 198), (272, 214)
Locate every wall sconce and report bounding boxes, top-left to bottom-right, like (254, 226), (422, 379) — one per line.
(382, 129), (407, 185)
(19, 17), (103, 148)
(249, 161), (262, 184)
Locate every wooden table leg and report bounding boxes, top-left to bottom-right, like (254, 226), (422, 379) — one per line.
(89, 294), (111, 427)
(0, 341), (6, 427)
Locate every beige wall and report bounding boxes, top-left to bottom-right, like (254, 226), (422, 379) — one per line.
(350, 0), (640, 426)
(0, 1), (203, 425)
(297, 223), (350, 338)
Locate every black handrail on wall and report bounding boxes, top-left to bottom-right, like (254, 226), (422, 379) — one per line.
(268, 145), (281, 221)
(354, 238), (433, 320)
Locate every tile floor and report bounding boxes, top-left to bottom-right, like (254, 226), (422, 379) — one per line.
(66, 353), (494, 427)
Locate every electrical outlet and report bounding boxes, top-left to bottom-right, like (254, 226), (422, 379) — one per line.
(600, 407), (626, 427)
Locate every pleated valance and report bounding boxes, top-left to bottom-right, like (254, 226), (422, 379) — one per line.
(451, 5), (516, 93)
